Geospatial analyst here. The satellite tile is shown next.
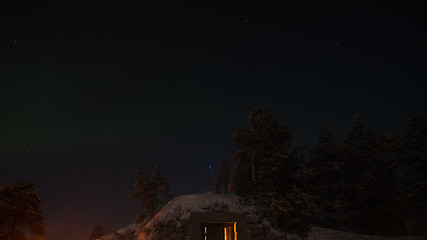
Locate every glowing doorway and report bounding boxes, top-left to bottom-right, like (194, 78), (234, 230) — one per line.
(201, 222), (237, 240)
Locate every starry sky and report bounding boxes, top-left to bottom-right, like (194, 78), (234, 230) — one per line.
(1, 1), (426, 240)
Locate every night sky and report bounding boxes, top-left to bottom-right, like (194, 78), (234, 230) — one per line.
(1, 1), (426, 240)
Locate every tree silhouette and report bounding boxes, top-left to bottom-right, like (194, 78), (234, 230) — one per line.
(0, 181), (44, 240)
(153, 162), (173, 205)
(128, 163), (172, 223)
(307, 122), (343, 229)
(338, 115), (406, 236)
(402, 111), (427, 235)
(128, 169), (158, 222)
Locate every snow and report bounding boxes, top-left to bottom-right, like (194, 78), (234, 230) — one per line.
(306, 227), (427, 240)
(102, 223), (141, 240)
(144, 192), (248, 228)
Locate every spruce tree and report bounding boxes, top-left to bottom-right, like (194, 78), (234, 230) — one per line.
(128, 169), (158, 222)
(128, 164), (172, 223)
(232, 104), (314, 237)
(402, 111), (427, 235)
(307, 122), (342, 229)
(339, 115), (406, 236)
(233, 104), (300, 196)
(153, 162), (173, 205)
(0, 181), (44, 240)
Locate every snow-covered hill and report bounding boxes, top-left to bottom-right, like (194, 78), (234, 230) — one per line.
(102, 193), (427, 240)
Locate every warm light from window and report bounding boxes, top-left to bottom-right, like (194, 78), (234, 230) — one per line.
(203, 222), (237, 240)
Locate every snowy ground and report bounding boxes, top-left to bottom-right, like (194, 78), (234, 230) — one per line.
(307, 227), (427, 240)
(103, 225), (427, 240)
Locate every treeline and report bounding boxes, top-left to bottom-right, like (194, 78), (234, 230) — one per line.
(232, 104), (427, 237)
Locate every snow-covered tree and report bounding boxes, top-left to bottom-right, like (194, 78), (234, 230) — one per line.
(0, 181), (44, 240)
(232, 104), (314, 237)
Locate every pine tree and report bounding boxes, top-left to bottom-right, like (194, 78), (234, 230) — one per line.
(232, 104), (314, 237)
(307, 122), (343, 229)
(0, 181), (44, 240)
(339, 115), (406, 236)
(233, 104), (300, 196)
(153, 163), (173, 205)
(402, 111), (427, 235)
(128, 164), (172, 223)
(89, 224), (104, 240)
(128, 169), (158, 222)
